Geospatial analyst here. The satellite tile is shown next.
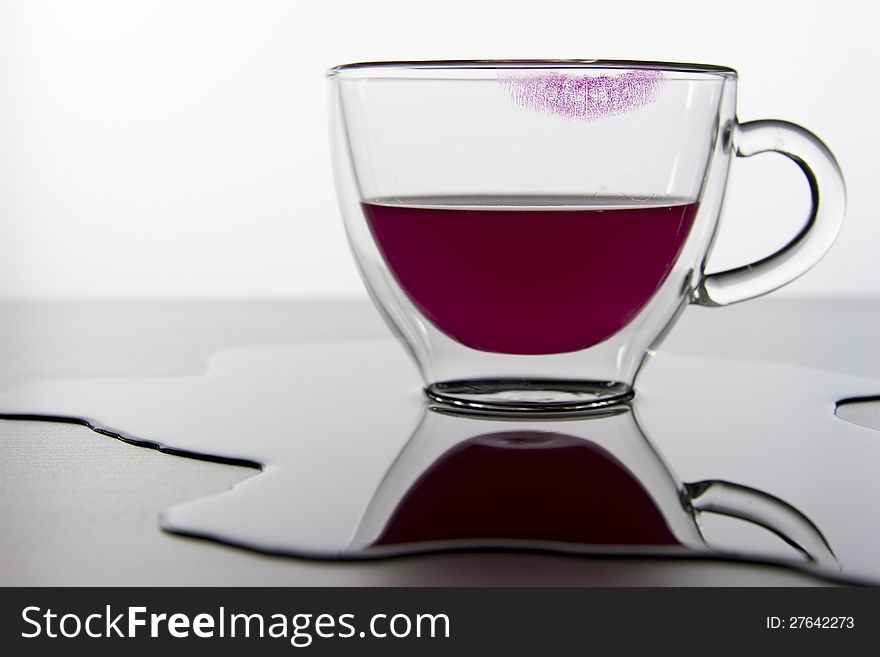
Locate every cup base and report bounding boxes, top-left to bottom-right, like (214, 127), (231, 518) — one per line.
(425, 379), (634, 417)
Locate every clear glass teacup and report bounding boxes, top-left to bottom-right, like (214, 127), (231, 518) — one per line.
(351, 404), (837, 569)
(329, 60), (845, 414)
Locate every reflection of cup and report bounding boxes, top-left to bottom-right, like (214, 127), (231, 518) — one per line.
(353, 405), (837, 569)
(329, 61), (845, 413)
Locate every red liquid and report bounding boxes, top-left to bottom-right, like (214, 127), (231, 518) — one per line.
(374, 431), (678, 547)
(363, 197), (698, 355)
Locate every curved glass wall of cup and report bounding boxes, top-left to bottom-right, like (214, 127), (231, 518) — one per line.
(329, 61), (738, 412)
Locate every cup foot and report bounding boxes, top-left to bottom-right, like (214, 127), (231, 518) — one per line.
(425, 379), (634, 417)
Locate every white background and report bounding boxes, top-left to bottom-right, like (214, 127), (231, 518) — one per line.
(0, 0), (875, 299)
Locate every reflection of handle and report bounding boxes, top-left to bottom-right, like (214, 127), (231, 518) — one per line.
(693, 120), (846, 307)
(685, 480), (838, 570)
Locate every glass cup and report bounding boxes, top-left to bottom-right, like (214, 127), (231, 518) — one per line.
(328, 60), (846, 414)
(351, 404), (837, 570)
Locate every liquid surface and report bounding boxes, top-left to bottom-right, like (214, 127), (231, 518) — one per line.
(1, 335), (879, 582)
(363, 196), (698, 354)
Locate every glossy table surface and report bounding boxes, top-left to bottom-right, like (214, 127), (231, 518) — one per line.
(1, 298), (878, 586)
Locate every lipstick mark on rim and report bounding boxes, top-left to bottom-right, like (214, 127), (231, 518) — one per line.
(498, 69), (663, 121)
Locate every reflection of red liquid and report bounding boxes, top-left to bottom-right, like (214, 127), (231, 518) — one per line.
(374, 432), (678, 547)
(362, 197), (698, 355)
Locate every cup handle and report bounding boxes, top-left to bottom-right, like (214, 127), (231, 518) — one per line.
(693, 120), (846, 307)
(685, 480), (839, 570)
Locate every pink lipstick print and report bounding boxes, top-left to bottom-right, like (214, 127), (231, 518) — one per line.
(498, 69), (663, 120)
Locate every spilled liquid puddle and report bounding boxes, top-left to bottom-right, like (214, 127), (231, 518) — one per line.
(371, 429), (681, 548)
(835, 397), (880, 433)
(1, 340), (879, 582)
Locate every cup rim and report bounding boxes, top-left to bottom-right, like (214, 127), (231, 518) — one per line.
(327, 59), (738, 79)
